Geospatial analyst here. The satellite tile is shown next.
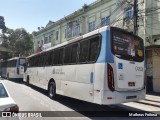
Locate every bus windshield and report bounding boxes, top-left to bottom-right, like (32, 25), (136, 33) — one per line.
(111, 28), (144, 62)
(19, 58), (26, 66)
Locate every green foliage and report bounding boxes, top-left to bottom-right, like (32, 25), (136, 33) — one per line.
(0, 16), (7, 33)
(1, 28), (33, 57)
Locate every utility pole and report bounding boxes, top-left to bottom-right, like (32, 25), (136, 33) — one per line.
(133, 0), (138, 35)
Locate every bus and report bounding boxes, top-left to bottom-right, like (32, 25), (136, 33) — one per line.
(24, 26), (145, 105)
(0, 57), (26, 80)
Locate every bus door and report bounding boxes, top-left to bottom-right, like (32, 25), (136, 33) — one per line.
(111, 28), (145, 91)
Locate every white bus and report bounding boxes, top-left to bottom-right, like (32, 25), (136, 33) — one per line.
(24, 26), (145, 105)
(0, 57), (26, 80)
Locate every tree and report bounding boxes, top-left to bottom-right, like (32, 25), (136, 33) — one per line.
(1, 28), (33, 57)
(0, 16), (7, 33)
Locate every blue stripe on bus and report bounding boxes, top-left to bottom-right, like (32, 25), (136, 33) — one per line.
(97, 30), (114, 63)
(90, 72), (94, 84)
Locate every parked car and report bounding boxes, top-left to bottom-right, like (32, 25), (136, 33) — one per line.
(0, 81), (19, 112)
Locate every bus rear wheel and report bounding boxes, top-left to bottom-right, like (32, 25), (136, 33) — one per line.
(48, 82), (56, 99)
(27, 76), (30, 85)
(7, 73), (9, 80)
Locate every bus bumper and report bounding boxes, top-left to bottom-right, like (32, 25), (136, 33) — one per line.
(101, 89), (146, 105)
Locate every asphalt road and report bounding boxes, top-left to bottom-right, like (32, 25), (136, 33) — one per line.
(1, 78), (160, 120)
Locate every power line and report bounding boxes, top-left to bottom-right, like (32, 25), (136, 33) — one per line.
(133, 0), (138, 34)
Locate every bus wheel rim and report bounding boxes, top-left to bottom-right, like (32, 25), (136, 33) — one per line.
(49, 84), (54, 97)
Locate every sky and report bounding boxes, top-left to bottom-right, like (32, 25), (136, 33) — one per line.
(0, 0), (95, 33)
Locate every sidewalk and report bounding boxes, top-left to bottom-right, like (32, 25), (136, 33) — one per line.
(119, 93), (160, 115)
(137, 94), (160, 108)
(137, 93), (160, 108)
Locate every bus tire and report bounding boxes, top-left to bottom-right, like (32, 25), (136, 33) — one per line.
(48, 81), (56, 99)
(27, 76), (30, 85)
(7, 73), (9, 80)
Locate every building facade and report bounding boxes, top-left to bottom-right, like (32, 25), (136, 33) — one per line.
(32, 0), (160, 92)
(144, 0), (160, 93)
(33, 0), (144, 52)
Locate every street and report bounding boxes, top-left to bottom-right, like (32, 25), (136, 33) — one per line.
(1, 78), (160, 120)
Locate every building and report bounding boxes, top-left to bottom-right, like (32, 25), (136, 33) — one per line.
(32, 0), (160, 93)
(33, 0), (145, 52)
(144, 0), (160, 93)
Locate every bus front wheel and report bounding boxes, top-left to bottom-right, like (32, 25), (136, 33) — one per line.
(48, 81), (56, 99)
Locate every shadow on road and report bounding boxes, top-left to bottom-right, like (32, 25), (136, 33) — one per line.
(21, 81), (150, 118)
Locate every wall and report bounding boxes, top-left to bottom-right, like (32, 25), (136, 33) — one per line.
(152, 49), (160, 92)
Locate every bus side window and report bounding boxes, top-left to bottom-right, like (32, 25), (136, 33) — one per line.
(30, 58), (33, 67)
(34, 56), (38, 67)
(38, 56), (40, 67)
(79, 40), (89, 63)
(51, 51), (54, 66)
(89, 36), (100, 62)
(14, 60), (17, 67)
(41, 54), (45, 66)
(33, 57), (35, 67)
(58, 48), (64, 65)
(45, 53), (49, 66)
(64, 46), (71, 64)
(54, 48), (64, 65)
(48, 51), (52, 66)
(54, 49), (59, 65)
(71, 44), (78, 64)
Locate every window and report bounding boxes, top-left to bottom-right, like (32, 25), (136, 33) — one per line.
(101, 17), (110, 27)
(8, 60), (16, 67)
(71, 44), (78, 63)
(67, 28), (72, 38)
(89, 21), (95, 32)
(126, 7), (133, 18)
(64, 43), (78, 64)
(38, 41), (40, 47)
(44, 34), (48, 44)
(54, 50), (59, 65)
(64, 46), (71, 64)
(44, 53), (49, 66)
(66, 22), (72, 38)
(31, 57), (35, 67)
(48, 51), (52, 66)
(89, 36), (101, 62)
(41, 40), (43, 45)
(72, 24), (80, 37)
(79, 40), (89, 63)
(54, 48), (64, 65)
(49, 36), (52, 43)
(65, 29), (67, 38)
(19, 58), (26, 66)
(49, 32), (53, 42)
(59, 48), (64, 64)
(56, 31), (59, 40)
(50, 51), (54, 65)
(111, 28), (144, 62)
(37, 56), (41, 67)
